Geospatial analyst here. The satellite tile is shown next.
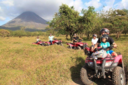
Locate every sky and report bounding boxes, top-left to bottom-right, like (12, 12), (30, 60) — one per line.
(0, 0), (128, 26)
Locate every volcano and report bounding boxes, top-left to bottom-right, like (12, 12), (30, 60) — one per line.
(2, 11), (48, 31)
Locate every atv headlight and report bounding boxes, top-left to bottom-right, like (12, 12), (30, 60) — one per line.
(88, 62), (93, 67)
(105, 62), (112, 67)
(80, 44), (83, 46)
(112, 62), (118, 67)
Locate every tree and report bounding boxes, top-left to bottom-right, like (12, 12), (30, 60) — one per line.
(110, 10), (128, 38)
(13, 30), (26, 38)
(0, 29), (10, 37)
(81, 6), (98, 39)
(49, 4), (81, 40)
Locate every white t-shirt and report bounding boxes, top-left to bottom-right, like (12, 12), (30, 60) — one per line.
(91, 38), (98, 45)
(37, 39), (40, 41)
(49, 36), (54, 41)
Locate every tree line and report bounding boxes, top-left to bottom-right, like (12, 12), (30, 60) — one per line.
(49, 4), (128, 40)
(0, 29), (53, 37)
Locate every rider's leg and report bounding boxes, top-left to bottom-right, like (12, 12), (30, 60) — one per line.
(109, 50), (117, 57)
(49, 41), (52, 45)
(111, 52), (117, 57)
(91, 44), (97, 52)
(91, 45), (94, 52)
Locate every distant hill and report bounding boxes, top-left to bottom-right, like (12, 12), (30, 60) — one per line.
(1, 11), (49, 31)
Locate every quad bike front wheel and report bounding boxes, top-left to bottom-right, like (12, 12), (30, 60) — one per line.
(60, 43), (63, 46)
(80, 64), (93, 85)
(68, 46), (72, 49)
(112, 66), (126, 85)
(41, 43), (44, 46)
(47, 43), (50, 46)
(77, 46), (81, 50)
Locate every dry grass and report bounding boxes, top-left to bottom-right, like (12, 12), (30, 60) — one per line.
(0, 35), (128, 85)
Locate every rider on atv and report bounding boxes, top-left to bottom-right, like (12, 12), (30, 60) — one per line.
(93, 28), (117, 51)
(36, 36), (41, 43)
(99, 34), (117, 57)
(81, 28), (126, 85)
(73, 34), (79, 44)
(49, 34), (54, 45)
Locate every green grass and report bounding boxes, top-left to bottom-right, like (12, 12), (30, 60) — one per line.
(0, 35), (128, 85)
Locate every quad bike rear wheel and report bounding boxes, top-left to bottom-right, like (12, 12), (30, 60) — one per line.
(112, 66), (126, 85)
(80, 64), (94, 85)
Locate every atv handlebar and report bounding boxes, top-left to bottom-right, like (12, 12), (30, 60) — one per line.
(95, 45), (114, 51)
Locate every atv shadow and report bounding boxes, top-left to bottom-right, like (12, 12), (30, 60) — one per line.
(70, 57), (113, 85)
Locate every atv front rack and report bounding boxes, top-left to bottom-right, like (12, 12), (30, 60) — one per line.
(93, 58), (115, 78)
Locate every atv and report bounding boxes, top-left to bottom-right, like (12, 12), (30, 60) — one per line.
(44, 39), (63, 46)
(80, 44), (126, 85)
(32, 41), (45, 46)
(67, 40), (87, 50)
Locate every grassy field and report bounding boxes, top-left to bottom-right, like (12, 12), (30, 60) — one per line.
(0, 35), (128, 85)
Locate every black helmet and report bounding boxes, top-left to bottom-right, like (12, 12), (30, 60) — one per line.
(100, 28), (109, 35)
(101, 34), (108, 40)
(93, 34), (97, 37)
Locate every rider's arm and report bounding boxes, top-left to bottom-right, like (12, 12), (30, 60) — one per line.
(95, 37), (100, 47)
(113, 42), (117, 48)
(91, 38), (100, 51)
(48, 36), (50, 41)
(91, 39), (94, 45)
(109, 37), (117, 48)
(92, 42), (94, 45)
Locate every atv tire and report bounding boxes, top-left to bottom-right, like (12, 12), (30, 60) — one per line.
(48, 43), (50, 46)
(80, 64), (93, 85)
(68, 46), (72, 49)
(77, 46), (81, 50)
(112, 66), (126, 85)
(60, 43), (63, 46)
(41, 43), (44, 46)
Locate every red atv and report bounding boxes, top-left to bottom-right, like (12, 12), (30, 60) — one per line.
(67, 40), (87, 50)
(44, 39), (62, 46)
(80, 44), (126, 85)
(32, 41), (45, 46)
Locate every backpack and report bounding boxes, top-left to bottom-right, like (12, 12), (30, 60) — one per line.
(91, 50), (107, 58)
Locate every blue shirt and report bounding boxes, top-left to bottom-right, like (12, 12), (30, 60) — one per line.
(100, 42), (113, 54)
(100, 42), (110, 49)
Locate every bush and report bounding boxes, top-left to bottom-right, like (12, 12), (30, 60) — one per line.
(0, 29), (10, 37)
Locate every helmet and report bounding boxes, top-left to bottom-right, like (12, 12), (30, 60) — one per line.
(93, 34), (97, 37)
(101, 34), (108, 40)
(100, 28), (109, 35)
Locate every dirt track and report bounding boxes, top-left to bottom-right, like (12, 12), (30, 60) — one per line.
(66, 78), (113, 85)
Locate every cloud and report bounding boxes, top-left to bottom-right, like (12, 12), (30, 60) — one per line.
(0, 7), (3, 11)
(0, 16), (5, 21)
(85, 0), (102, 9)
(103, 0), (128, 11)
(103, 0), (115, 11)
(68, 0), (83, 12)
(1, 0), (14, 6)
(0, 0), (83, 23)
(0, 6), (6, 21)
(114, 0), (128, 9)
